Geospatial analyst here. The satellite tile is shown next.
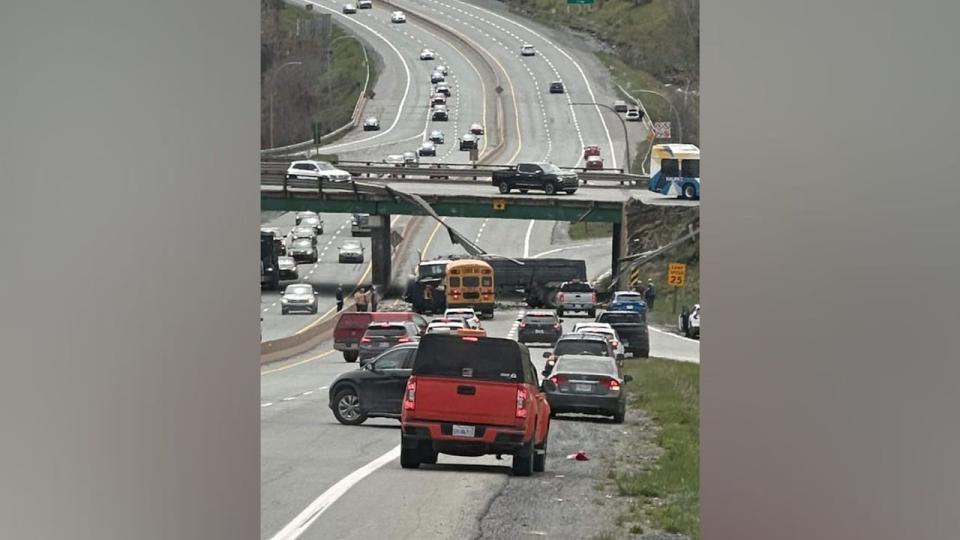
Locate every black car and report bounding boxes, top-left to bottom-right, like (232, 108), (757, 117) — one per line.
(277, 256), (298, 280)
(298, 215), (324, 235)
(431, 106), (448, 121)
(541, 354), (632, 423)
(517, 311), (563, 345)
(328, 343), (419, 425)
(541, 332), (617, 377)
(459, 133), (478, 150)
(287, 238), (318, 263)
(596, 310), (649, 357)
(549, 81), (565, 94)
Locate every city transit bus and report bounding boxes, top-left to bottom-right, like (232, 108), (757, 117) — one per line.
(648, 143), (700, 200)
(444, 259), (495, 318)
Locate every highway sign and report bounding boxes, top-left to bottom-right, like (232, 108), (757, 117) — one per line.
(311, 122), (323, 144)
(653, 122), (672, 140)
(492, 198), (507, 211)
(668, 262), (686, 287)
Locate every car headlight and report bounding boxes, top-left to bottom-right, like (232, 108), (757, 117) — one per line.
(281, 298), (289, 304)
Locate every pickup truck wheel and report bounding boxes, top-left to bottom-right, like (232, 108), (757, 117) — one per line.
(639, 347), (650, 358)
(400, 446), (421, 469)
(519, 189), (528, 193)
(544, 182), (556, 195)
(587, 308), (596, 318)
(343, 351), (358, 362)
(556, 308), (564, 317)
(332, 388), (367, 425)
(564, 190), (577, 195)
(420, 448), (438, 465)
(533, 438), (547, 472)
(512, 442), (534, 476)
(498, 181), (511, 194)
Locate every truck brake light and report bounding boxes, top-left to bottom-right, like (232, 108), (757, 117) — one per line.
(403, 379), (417, 410)
(515, 387), (528, 418)
(361, 336), (371, 343)
(592, 292), (598, 303)
(557, 293), (565, 303)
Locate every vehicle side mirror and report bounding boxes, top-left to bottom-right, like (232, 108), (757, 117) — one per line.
(624, 374), (634, 383)
(542, 352), (551, 359)
(559, 319), (564, 323)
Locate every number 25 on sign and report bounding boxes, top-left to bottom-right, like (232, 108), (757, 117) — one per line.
(668, 262), (686, 287)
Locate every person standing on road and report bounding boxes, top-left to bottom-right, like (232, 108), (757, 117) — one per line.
(354, 288), (367, 312)
(644, 279), (656, 310)
(369, 285), (378, 312)
(335, 285), (344, 312)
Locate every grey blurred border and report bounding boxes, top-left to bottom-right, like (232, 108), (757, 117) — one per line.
(0, 1), (259, 538)
(703, 1), (960, 538)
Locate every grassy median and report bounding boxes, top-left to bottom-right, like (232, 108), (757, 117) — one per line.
(611, 359), (700, 539)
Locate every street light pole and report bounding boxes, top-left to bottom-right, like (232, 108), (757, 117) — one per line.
(572, 102), (631, 177)
(632, 89), (683, 143)
(268, 61), (303, 148)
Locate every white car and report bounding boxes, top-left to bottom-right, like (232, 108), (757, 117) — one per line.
(342, 3), (357, 14)
(338, 240), (365, 263)
(419, 48), (436, 60)
(430, 71), (445, 84)
(520, 44), (536, 56)
(435, 64), (449, 76)
(571, 322), (626, 358)
(469, 123), (484, 135)
(281, 284), (318, 315)
(391, 11), (406, 23)
(679, 304), (701, 339)
(625, 107), (642, 121)
(357, 0), (372, 7)
(286, 160), (352, 182)
(425, 321), (465, 334)
(445, 308), (480, 327)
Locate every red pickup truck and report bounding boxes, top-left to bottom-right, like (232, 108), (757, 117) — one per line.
(400, 334), (551, 476)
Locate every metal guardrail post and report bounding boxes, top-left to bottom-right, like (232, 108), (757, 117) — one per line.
(282, 173), (288, 198)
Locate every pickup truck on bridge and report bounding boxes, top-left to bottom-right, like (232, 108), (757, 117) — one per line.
(492, 162), (579, 195)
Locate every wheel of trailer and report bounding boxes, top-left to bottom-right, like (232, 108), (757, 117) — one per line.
(556, 308), (564, 317)
(588, 308), (596, 318)
(520, 189), (528, 193)
(533, 432), (548, 473)
(544, 182), (556, 195)
(332, 388), (367, 426)
(683, 183), (698, 199)
(400, 445), (421, 469)
(498, 181), (511, 194)
(512, 441), (534, 476)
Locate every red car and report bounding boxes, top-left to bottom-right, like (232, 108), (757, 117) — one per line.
(400, 334), (551, 476)
(582, 145), (601, 159)
(585, 155), (604, 170)
(334, 311), (429, 362)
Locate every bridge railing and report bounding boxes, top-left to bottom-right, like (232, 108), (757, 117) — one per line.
(260, 161), (647, 187)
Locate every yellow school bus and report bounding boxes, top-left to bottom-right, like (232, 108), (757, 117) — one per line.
(444, 259), (495, 318)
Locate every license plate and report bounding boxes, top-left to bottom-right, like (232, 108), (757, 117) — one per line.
(574, 383), (593, 393)
(535, 329), (544, 334)
(378, 342), (387, 347)
(452, 424), (475, 437)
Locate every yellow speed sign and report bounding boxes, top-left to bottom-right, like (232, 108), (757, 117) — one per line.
(668, 262), (686, 287)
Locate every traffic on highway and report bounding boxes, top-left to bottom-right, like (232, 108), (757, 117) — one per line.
(260, 0), (700, 538)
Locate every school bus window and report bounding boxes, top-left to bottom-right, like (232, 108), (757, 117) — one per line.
(481, 276), (492, 287)
(463, 276), (480, 287)
(449, 277), (461, 287)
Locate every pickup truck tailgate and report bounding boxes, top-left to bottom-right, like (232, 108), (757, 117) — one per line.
(413, 377), (519, 427)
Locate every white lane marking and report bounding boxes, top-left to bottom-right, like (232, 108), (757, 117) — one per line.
(522, 219), (536, 258)
(282, 397), (296, 402)
(303, 390), (314, 396)
(269, 445), (402, 540)
(319, 386), (328, 390)
(261, 402), (274, 408)
(531, 242), (604, 259)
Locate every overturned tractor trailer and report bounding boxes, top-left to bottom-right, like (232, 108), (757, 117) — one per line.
(403, 255), (586, 313)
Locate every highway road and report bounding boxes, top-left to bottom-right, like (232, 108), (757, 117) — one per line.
(260, 1), (699, 537)
(260, 214), (699, 540)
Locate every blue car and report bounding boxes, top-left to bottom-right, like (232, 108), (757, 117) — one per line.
(607, 291), (647, 314)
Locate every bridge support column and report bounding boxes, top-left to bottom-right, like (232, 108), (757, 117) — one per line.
(611, 221), (622, 287)
(370, 214), (392, 291)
